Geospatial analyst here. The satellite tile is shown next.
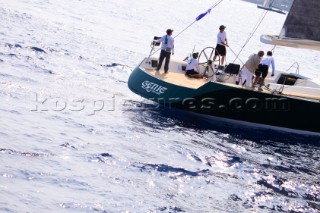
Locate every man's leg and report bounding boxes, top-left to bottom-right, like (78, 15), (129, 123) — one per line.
(213, 46), (219, 63)
(213, 55), (217, 62)
(247, 72), (253, 88)
(164, 52), (171, 73)
(258, 77), (265, 91)
(259, 66), (268, 88)
(253, 71), (261, 86)
(156, 50), (165, 70)
(261, 77), (266, 86)
(220, 46), (226, 66)
(192, 73), (203, 78)
(221, 56), (225, 66)
(243, 69), (253, 88)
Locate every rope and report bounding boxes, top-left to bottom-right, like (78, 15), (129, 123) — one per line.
(227, 45), (245, 65)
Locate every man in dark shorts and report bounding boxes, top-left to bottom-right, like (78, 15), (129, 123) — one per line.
(254, 51), (275, 91)
(212, 25), (228, 66)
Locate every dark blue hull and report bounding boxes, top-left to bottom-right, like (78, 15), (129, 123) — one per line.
(128, 66), (320, 135)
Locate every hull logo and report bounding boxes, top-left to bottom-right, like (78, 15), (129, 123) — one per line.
(142, 81), (167, 95)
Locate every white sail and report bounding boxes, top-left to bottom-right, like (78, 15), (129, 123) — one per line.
(257, 0), (286, 14)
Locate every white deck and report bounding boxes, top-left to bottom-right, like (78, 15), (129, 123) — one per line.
(141, 57), (320, 101)
(144, 68), (207, 89)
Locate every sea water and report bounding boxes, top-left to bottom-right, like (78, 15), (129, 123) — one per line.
(0, 0), (319, 212)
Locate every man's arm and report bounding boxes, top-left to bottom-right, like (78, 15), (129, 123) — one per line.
(225, 37), (228, 46)
(171, 38), (174, 55)
(271, 58), (275, 76)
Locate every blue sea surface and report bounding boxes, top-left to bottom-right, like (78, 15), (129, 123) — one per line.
(0, 0), (319, 212)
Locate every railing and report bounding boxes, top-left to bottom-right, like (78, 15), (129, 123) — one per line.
(285, 62), (300, 74)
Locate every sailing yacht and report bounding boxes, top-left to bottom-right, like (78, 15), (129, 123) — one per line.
(127, 0), (320, 135)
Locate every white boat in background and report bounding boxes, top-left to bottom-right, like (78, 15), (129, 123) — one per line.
(257, 0), (286, 14)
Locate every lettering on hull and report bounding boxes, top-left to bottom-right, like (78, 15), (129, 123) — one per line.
(142, 81), (167, 95)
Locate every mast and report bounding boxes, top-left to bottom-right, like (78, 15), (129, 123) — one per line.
(263, 0), (272, 8)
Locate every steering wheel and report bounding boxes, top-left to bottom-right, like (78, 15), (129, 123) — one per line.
(198, 47), (220, 77)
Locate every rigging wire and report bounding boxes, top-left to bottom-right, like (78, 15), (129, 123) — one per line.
(150, 0), (279, 69)
(174, 0), (224, 39)
(232, 0), (277, 65)
(149, 0), (224, 57)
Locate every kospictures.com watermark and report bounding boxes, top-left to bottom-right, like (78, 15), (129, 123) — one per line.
(178, 97), (290, 112)
(31, 93), (115, 115)
(31, 93), (290, 115)
(131, 97), (290, 112)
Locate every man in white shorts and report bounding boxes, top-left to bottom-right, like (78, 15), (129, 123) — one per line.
(239, 51), (264, 88)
